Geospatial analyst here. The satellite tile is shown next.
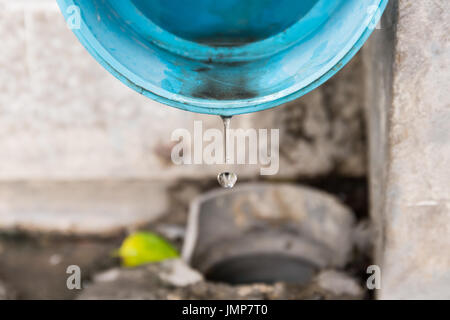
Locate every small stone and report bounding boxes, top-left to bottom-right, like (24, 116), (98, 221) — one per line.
(0, 280), (16, 300)
(159, 259), (203, 287)
(315, 270), (364, 299)
(217, 172), (238, 189)
(93, 269), (121, 283)
(49, 254), (62, 266)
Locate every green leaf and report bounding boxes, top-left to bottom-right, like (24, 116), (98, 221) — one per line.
(117, 232), (179, 267)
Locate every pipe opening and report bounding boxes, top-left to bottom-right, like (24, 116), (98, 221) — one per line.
(204, 253), (317, 285)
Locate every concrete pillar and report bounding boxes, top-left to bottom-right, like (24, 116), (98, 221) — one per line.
(365, 0), (450, 299)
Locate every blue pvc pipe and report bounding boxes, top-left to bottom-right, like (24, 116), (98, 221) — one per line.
(57, 0), (388, 116)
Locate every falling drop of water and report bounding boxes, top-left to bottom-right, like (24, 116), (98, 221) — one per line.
(217, 171), (238, 189)
(218, 115), (238, 189)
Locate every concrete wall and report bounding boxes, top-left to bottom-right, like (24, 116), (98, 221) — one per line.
(365, 0), (450, 299)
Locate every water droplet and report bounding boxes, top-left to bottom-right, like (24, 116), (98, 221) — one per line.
(217, 172), (238, 189)
(218, 115), (238, 189)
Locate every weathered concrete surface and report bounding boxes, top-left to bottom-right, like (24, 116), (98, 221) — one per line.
(0, 233), (120, 299)
(365, 0), (450, 299)
(363, 0), (396, 296)
(78, 260), (364, 300)
(253, 55), (366, 178)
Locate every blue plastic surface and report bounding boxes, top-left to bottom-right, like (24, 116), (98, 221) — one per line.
(57, 0), (388, 115)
